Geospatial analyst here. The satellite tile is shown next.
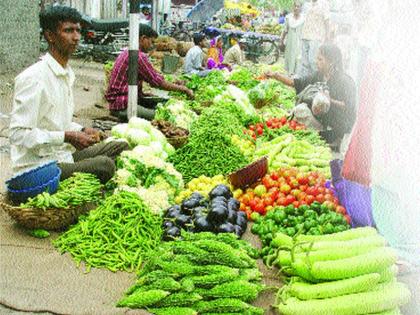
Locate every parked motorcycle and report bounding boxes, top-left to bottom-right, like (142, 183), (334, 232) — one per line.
(82, 16), (129, 47)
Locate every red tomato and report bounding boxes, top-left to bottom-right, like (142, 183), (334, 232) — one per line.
(277, 197), (288, 207)
(297, 174), (309, 185)
(291, 189), (301, 198)
(256, 127), (264, 135)
(324, 194), (334, 202)
(266, 120), (273, 127)
(289, 121), (297, 129)
(246, 191), (255, 199)
(280, 116), (287, 125)
(249, 199), (257, 211)
(263, 196), (273, 207)
(269, 188), (280, 201)
(255, 202), (266, 214)
(306, 187), (318, 196)
(297, 192), (307, 201)
(292, 201), (300, 208)
(270, 172), (279, 181)
(315, 194), (325, 203)
(299, 201), (308, 207)
(239, 203), (247, 211)
(305, 195), (315, 204)
(262, 176), (272, 189)
(336, 206), (347, 215)
(317, 187), (326, 194)
(249, 125), (255, 131)
(285, 195), (296, 205)
(299, 185), (309, 192)
(241, 194), (250, 205)
(289, 179), (300, 189)
(280, 184), (291, 194)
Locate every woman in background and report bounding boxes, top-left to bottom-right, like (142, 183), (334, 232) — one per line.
(207, 36), (230, 70)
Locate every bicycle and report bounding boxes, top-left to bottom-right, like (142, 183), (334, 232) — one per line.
(241, 34), (280, 65)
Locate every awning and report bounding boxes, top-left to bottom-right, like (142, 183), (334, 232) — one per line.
(186, 0), (224, 22)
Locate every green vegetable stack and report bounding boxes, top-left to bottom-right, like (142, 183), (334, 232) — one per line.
(169, 105), (249, 183)
(117, 232), (265, 315)
(270, 227), (411, 314)
(252, 203), (350, 261)
(53, 191), (162, 272)
(21, 172), (102, 210)
(254, 133), (332, 176)
(248, 80), (296, 110)
(228, 67), (259, 91)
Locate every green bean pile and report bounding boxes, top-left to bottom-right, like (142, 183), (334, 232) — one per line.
(21, 172), (102, 210)
(53, 191), (162, 273)
(169, 106), (249, 183)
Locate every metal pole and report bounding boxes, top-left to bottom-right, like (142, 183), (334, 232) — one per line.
(122, 0), (128, 17)
(128, 0), (140, 119)
(152, 0), (159, 32)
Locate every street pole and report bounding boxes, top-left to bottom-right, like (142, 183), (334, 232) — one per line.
(152, 0), (159, 32)
(128, 0), (140, 119)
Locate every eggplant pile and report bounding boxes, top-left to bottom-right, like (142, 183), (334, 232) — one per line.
(162, 185), (248, 240)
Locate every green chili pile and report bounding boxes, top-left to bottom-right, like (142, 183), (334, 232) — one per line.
(53, 191), (162, 273)
(21, 172), (102, 210)
(168, 106), (249, 183)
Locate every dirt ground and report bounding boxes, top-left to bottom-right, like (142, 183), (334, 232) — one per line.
(0, 58), (280, 315)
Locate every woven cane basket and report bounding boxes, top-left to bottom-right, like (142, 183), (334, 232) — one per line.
(0, 194), (96, 231)
(229, 157), (268, 189)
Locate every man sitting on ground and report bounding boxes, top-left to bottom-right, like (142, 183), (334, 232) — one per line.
(184, 33), (211, 77)
(106, 24), (193, 121)
(9, 5), (128, 183)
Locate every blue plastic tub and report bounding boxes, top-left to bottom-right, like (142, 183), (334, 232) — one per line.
(6, 161), (59, 190)
(7, 168), (61, 204)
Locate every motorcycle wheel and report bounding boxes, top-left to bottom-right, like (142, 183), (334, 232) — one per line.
(256, 40), (280, 65)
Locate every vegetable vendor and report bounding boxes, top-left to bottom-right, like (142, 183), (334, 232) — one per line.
(184, 33), (211, 77)
(106, 24), (194, 121)
(207, 36), (231, 71)
(224, 36), (246, 66)
(9, 5), (128, 183)
(265, 44), (356, 147)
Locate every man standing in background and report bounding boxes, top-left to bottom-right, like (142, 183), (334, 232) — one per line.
(299, 0), (330, 77)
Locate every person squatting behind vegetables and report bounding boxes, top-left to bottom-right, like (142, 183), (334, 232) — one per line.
(224, 36), (246, 66)
(106, 24), (194, 122)
(9, 5), (128, 183)
(264, 43), (356, 149)
(184, 33), (212, 77)
(207, 36), (231, 71)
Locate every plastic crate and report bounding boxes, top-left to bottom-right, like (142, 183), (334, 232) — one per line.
(6, 161), (59, 190)
(7, 168), (61, 204)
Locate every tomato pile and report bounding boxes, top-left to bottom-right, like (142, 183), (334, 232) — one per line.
(245, 117), (306, 139)
(236, 168), (349, 223)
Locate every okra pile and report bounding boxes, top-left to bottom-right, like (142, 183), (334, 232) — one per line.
(21, 172), (102, 210)
(117, 232), (265, 315)
(270, 227), (411, 314)
(53, 191), (162, 273)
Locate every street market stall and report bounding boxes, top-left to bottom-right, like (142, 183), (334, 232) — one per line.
(1, 61), (413, 315)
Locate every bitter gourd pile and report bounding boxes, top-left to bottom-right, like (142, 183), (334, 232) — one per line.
(117, 232), (265, 314)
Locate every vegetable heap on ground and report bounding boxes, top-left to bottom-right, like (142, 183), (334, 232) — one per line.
(248, 79), (296, 110)
(155, 99), (198, 131)
(236, 168), (344, 220)
(252, 202), (350, 261)
(168, 103), (250, 183)
(254, 134), (332, 176)
(117, 232), (264, 315)
(227, 67), (259, 91)
(270, 227), (411, 315)
(54, 191), (162, 272)
(162, 185), (248, 240)
(21, 172), (102, 210)
(111, 149), (183, 215)
(175, 174), (230, 204)
(110, 117), (175, 160)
